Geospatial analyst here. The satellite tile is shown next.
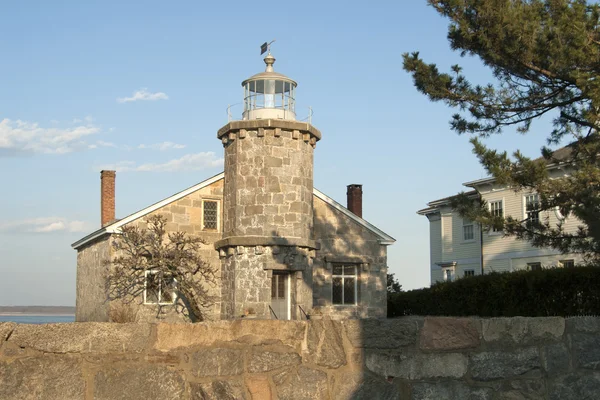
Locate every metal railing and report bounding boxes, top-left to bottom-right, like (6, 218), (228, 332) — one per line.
(269, 305), (278, 320)
(298, 305), (310, 320)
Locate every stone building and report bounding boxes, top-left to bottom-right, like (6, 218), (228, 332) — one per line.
(72, 52), (395, 322)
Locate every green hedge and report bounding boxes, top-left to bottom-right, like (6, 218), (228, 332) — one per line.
(388, 266), (600, 318)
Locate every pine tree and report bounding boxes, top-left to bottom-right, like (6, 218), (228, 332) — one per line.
(404, 0), (600, 261)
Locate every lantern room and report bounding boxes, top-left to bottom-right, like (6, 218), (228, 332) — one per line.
(242, 53), (296, 120)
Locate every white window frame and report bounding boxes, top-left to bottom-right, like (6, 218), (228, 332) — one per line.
(462, 218), (475, 242)
(464, 269), (475, 278)
(331, 264), (358, 306)
(201, 199), (220, 231)
(559, 259), (575, 268)
(523, 194), (540, 225)
(143, 270), (177, 305)
(488, 199), (504, 235)
(442, 266), (455, 282)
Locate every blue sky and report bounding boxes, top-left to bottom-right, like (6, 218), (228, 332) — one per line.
(0, 1), (556, 306)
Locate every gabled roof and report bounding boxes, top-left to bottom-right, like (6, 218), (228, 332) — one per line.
(72, 172), (395, 249)
(312, 188), (395, 245)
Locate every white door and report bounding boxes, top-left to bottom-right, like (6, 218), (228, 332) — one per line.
(271, 272), (289, 320)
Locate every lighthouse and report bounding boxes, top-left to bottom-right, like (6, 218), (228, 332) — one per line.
(214, 49), (322, 320)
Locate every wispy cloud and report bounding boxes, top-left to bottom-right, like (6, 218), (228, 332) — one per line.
(88, 140), (117, 150)
(0, 217), (90, 234)
(0, 118), (100, 156)
(117, 88), (169, 103)
(138, 141), (186, 151)
(98, 152), (223, 172)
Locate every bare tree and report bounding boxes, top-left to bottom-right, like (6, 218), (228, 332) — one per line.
(106, 214), (218, 322)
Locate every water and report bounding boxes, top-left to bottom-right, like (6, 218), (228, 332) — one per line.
(0, 315), (75, 324)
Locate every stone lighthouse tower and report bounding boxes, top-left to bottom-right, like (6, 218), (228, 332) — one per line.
(214, 50), (321, 320)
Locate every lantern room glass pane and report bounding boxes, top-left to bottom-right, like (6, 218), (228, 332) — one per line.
(265, 80), (275, 108)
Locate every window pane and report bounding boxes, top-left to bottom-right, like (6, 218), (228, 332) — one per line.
(561, 260), (575, 268)
(278, 274), (285, 299)
(271, 276), (277, 299)
(344, 265), (355, 276)
(464, 270), (475, 277)
(528, 263), (542, 271)
(160, 275), (176, 303)
(146, 273), (159, 304)
(332, 277), (343, 304)
(203, 201), (218, 230)
(332, 265), (343, 276)
(344, 278), (355, 304)
(490, 201), (503, 231)
(463, 225), (474, 241)
(526, 194), (540, 224)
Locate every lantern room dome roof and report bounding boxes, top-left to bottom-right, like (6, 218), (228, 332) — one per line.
(241, 54), (297, 87)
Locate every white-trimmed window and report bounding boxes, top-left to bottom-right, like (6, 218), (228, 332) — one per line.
(463, 218), (474, 241)
(527, 262), (542, 272)
(442, 266), (455, 282)
(202, 200), (219, 231)
(489, 200), (504, 233)
(144, 271), (177, 305)
(560, 259), (575, 268)
(464, 269), (475, 277)
(332, 264), (357, 305)
(524, 194), (540, 225)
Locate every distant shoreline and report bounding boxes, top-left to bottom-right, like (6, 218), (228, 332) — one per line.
(0, 313), (75, 317)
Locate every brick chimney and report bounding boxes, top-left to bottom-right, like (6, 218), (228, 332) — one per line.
(101, 170), (116, 227)
(347, 184), (363, 218)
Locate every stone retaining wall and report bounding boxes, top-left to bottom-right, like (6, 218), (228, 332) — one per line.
(1, 317), (599, 399)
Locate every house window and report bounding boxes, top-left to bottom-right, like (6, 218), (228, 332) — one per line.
(464, 269), (475, 277)
(560, 259), (575, 268)
(202, 200), (219, 230)
(525, 194), (540, 225)
(489, 200), (503, 232)
(463, 218), (474, 241)
(442, 267), (455, 282)
(144, 271), (177, 305)
(527, 262), (542, 272)
(332, 264), (357, 305)
(271, 273), (286, 299)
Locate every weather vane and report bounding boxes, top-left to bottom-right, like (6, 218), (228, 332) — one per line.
(260, 40), (276, 55)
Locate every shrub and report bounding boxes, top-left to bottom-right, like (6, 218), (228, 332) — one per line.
(109, 303), (139, 323)
(388, 266), (600, 318)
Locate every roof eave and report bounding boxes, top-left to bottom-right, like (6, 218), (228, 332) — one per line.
(313, 187), (396, 244)
(71, 228), (110, 249)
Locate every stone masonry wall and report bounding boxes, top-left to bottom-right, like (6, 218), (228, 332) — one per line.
(76, 179), (224, 323)
(219, 245), (316, 319)
(313, 196), (388, 318)
(2, 317), (599, 399)
(75, 237), (112, 322)
(219, 120), (319, 239)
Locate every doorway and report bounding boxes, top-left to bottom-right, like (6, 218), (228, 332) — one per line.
(271, 271), (290, 320)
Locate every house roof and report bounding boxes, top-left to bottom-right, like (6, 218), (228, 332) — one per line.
(72, 172), (396, 250)
(463, 144), (574, 188)
(416, 190), (479, 215)
(419, 145), (576, 216)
